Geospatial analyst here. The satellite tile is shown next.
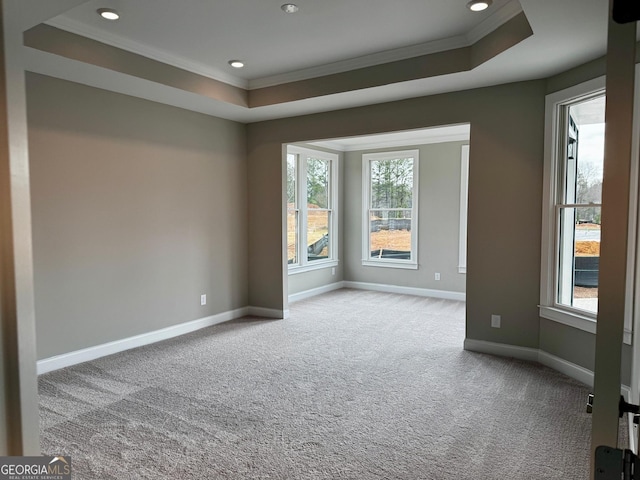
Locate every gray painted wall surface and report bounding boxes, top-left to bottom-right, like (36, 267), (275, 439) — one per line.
(25, 62), (634, 384)
(343, 141), (467, 294)
(247, 80), (546, 350)
(26, 73), (248, 359)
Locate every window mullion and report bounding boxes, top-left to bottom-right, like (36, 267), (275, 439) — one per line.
(299, 154), (307, 267)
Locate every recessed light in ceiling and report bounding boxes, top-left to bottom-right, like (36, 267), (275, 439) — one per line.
(281, 3), (299, 14)
(97, 8), (120, 20)
(466, 0), (492, 12)
(228, 60), (245, 69)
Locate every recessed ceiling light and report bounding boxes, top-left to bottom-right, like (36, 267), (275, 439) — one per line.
(228, 60), (245, 69)
(467, 0), (492, 12)
(97, 8), (120, 20)
(281, 3), (299, 14)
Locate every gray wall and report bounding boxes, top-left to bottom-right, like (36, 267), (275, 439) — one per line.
(343, 141), (467, 294)
(26, 58), (632, 384)
(247, 80), (546, 350)
(26, 73), (248, 359)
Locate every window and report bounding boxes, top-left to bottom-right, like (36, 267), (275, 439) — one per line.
(540, 77), (609, 335)
(287, 146), (338, 273)
(362, 150), (419, 269)
(458, 145), (469, 274)
(555, 95), (604, 315)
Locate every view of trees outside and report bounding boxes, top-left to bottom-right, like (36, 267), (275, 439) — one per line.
(368, 157), (414, 257)
(306, 157), (330, 261)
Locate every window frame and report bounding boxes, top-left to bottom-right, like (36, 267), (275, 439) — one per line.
(361, 149), (419, 270)
(287, 145), (339, 274)
(540, 76), (633, 344)
(458, 145), (469, 274)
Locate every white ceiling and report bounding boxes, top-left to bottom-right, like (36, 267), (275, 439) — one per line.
(24, 0), (615, 123)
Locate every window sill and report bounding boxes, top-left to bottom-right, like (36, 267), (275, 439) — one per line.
(539, 305), (632, 344)
(288, 260), (338, 275)
(361, 260), (418, 270)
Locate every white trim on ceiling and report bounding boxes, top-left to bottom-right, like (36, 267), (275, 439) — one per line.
(45, 0), (522, 92)
(309, 124), (470, 152)
(45, 16), (250, 89)
(249, 0), (523, 89)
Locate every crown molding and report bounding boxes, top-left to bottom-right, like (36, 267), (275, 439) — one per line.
(45, 17), (249, 89)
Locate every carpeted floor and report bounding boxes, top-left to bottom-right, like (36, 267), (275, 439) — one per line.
(39, 289), (593, 479)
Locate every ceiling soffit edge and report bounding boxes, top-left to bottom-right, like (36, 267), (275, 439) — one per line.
(44, 15), (249, 89)
(249, 12), (533, 107)
(43, 0), (523, 92)
(250, 0), (524, 89)
(23, 9), (532, 112)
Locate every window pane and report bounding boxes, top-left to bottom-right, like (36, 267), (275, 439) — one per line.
(307, 209), (329, 262)
(369, 209), (412, 259)
(287, 153), (297, 265)
(287, 209), (298, 264)
(557, 206), (600, 313)
(370, 157), (414, 209)
(287, 154), (296, 205)
(564, 96), (605, 205)
(307, 157), (329, 209)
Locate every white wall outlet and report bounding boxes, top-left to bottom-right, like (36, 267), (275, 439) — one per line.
(332, 267), (336, 275)
(491, 314), (501, 328)
(200, 294), (207, 306)
(434, 272), (441, 281)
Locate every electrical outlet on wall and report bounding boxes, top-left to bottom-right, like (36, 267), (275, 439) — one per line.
(491, 314), (501, 328)
(201, 294), (207, 306)
(434, 272), (441, 281)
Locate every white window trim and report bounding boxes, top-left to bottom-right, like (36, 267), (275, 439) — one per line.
(287, 145), (339, 273)
(458, 145), (469, 274)
(540, 75), (633, 344)
(361, 149), (419, 269)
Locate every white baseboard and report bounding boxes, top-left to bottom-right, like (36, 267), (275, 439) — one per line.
(465, 338), (632, 401)
(288, 281), (345, 303)
(343, 281), (466, 301)
(538, 350), (594, 387)
(37, 307), (250, 375)
(247, 306), (285, 319)
(463, 338), (539, 362)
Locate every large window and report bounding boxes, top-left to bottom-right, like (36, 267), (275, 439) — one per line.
(555, 95), (604, 314)
(287, 146), (338, 272)
(540, 77), (610, 335)
(362, 150), (419, 269)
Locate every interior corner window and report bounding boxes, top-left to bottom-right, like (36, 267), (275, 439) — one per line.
(362, 150), (419, 269)
(554, 94), (605, 315)
(287, 146), (338, 271)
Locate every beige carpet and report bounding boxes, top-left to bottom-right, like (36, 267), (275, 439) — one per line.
(39, 289), (592, 479)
